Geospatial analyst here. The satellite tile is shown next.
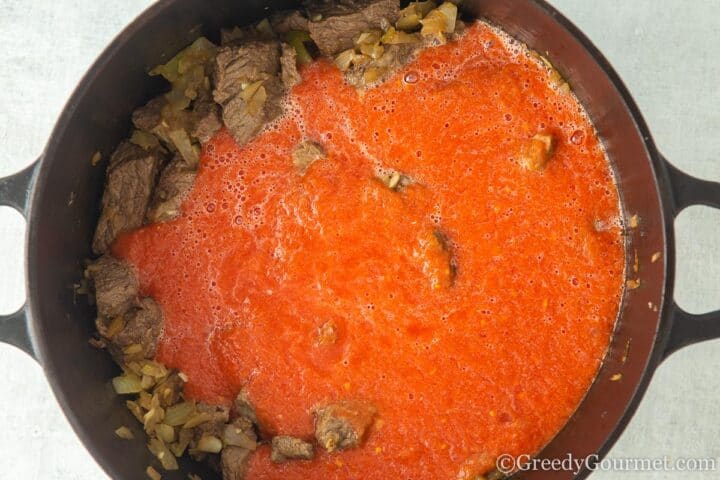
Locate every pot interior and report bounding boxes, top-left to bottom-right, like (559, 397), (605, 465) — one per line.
(28, 1), (668, 478)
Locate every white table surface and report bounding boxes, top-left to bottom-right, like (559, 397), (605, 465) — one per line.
(1, 1), (718, 478)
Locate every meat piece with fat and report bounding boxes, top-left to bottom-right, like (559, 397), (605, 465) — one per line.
(92, 142), (163, 254)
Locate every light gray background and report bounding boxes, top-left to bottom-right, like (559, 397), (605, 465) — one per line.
(0, 1), (718, 478)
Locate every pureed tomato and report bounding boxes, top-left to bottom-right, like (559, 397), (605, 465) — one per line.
(114, 22), (625, 480)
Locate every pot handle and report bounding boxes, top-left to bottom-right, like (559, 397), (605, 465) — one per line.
(662, 158), (720, 359)
(0, 160), (40, 359)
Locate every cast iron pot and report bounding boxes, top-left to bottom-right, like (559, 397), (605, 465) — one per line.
(0, 0), (719, 478)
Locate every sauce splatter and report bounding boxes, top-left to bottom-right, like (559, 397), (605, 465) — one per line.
(114, 22), (624, 480)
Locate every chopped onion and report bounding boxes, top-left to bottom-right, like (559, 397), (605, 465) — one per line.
(335, 49), (358, 71)
(148, 438), (179, 471)
(115, 426), (135, 440)
(382, 27), (421, 44)
(183, 412), (214, 429)
(164, 401), (196, 427)
(146, 466), (162, 480)
(167, 129), (199, 167)
(196, 434), (223, 453)
(112, 373), (143, 395)
(170, 428), (193, 457)
(285, 30), (313, 65)
(155, 423), (176, 444)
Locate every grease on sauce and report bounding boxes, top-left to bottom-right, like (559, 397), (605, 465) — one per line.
(114, 22), (624, 480)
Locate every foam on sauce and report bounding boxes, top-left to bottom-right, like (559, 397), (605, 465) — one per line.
(114, 22), (625, 480)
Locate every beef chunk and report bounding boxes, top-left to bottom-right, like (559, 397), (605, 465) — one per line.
(308, 0), (400, 56)
(292, 140), (326, 174)
(132, 96), (167, 133)
(233, 389), (258, 424)
(108, 297), (162, 361)
(88, 255), (139, 319)
(280, 43), (302, 89)
(213, 41), (284, 146)
(271, 10), (310, 34)
(220, 93), (269, 146)
(221, 446), (251, 480)
(192, 100), (223, 143)
(146, 156), (197, 223)
(213, 41), (281, 105)
(92, 142), (163, 254)
(270, 436), (315, 463)
(314, 400), (377, 452)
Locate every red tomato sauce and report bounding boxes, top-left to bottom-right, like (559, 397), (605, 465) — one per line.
(114, 22), (625, 480)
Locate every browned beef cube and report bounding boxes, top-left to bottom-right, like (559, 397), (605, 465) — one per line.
(191, 100), (223, 143)
(280, 43), (302, 89)
(314, 400), (377, 452)
(213, 41), (281, 105)
(146, 156), (197, 223)
(92, 142), (163, 254)
(88, 255), (139, 319)
(308, 0), (400, 56)
(270, 436), (315, 463)
(221, 446), (251, 480)
(271, 10), (310, 34)
(109, 297), (162, 361)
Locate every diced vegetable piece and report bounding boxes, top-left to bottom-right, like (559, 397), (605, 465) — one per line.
(239, 81), (268, 116)
(421, 2), (458, 37)
(436, 2), (458, 33)
(363, 67), (388, 84)
(356, 30), (383, 47)
(123, 344), (144, 356)
(335, 49), (359, 72)
(415, 0), (438, 17)
(256, 18), (274, 38)
(150, 37), (217, 110)
(520, 132), (556, 171)
(170, 428), (194, 457)
(127, 400), (145, 423)
(196, 434), (223, 453)
(183, 412), (214, 429)
(138, 391), (153, 410)
(140, 374), (156, 390)
(397, 1), (437, 31)
(285, 30), (313, 65)
(146, 466), (162, 480)
(223, 424), (258, 450)
(105, 315), (126, 338)
(148, 438), (179, 471)
(112, 373), (143, 395)
(140, 361), (169, 379)
(130, 130), (162, 150)
(155, 423), (176, 444)
(381, 27), (421, 44)
(167, 129), (200, 167)
(316, 320), (338, 346)
(360, 42), (384, 59)
(164, 401), (196, 427)
(143, 405), (165, 433)
(396, 12), (421, 31)
(293, 141), (326, 174)
(115, 426), (135, 440)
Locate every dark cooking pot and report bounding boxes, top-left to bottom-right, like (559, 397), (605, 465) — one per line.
(0, 0), (718, 478)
